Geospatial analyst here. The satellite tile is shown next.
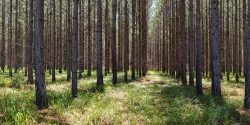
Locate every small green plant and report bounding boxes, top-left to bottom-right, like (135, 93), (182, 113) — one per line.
(0, 77), (11, 87)
(11, 73), (26, 88)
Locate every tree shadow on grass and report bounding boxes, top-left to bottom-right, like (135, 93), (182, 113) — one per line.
(158, 85), (247, 125)
(47, 84), (104, 107)
(43, 85), (104, 124)
(106, 73), (135, 84)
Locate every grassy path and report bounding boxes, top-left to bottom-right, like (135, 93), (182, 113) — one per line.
(0, 71), (249, 124)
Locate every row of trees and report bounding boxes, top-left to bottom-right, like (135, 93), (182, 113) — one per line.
(1, 0), (250, 111)
(0, 0), (148, 109)
(149, 0), (250, 109)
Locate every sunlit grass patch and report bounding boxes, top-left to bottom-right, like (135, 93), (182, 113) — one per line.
(0, 92), (37, 124)
(0, 70), (249, 124)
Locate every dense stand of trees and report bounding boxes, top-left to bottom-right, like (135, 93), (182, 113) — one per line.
(0, 0), (148, 109)
(0, 0), (250, 111)
(149, 0), (250, 110)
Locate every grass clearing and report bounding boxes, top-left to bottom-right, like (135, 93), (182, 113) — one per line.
(0, 71), (249, 124)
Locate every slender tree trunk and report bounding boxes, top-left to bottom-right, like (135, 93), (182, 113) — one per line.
(104, 0), (110, 76)
(162, 9), (166, 73)
(226, 0), (231, 81)
(92, 5), (96, 71)
(34, 0), (48, 110)
(166, 5), (169, 73)
(118, 0), (123, 71)
(72, 0), (78, 98)
(14, 0), (18, 73)
(52, 0), (56, 82)
(244, 0), (250, 110)
(244, 0), (247, 77)
(138, 0), (142, 77)
(27, 0), (34, 83)
(239, 2), (242, 76)
(8, 0), (13, 77)
(24, 0), (28, 76)
(131, 0), (136, 80)
(124, 0), (129, 82)
(111, 0), (117, 84)
(96, 0), (104, 90)
(188, 0), (194, 86)
(218, 0), (223, 79)
(211, 0), (221, 96)
(59, 0), (63, 74)
(179, 0), (187, 85)
(235, 0), (239, 83)
(78, 0), (84, 78)
(1, 0), (6, 72)
(175, 1), (180, 79)
(67, 0), (72, 81)
(196, 0), (202, 95)
(64, 11), (67, 71)
(87, 0), (92, 76)
(141, 0), (147, 76)
(205, 1), (210, 77)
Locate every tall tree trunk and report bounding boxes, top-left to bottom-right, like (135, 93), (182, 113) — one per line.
(138, 0), (142, 77)
(179, 0), (187, 85)
(196, 0), (202, 95)
(96, 0), (104, 90)
(188, 0), (194, 86)
(205, 0), (210, 77)
(24, 0), (28, 76)
(104, 0), (110, 76)
(8, 0), (13, 77)
(27, 0), (34, 83)
(141, 0), (147, 76)
(131, 0), (136, 80)
(78, 0), (84, 78)
(162, 9), (166, 73)
(226, 0), (231, 81)
(244, 0), (247, 77)
(64, 11), (67, 70)
(92, 5), (96, 71)
(111, 0), (117, 84)
(211, 0), (221, 96)
(87, 0), (92, 76)
(244, 0), (250, 110)
(52, 0), (56, 82)
(1, 0), (5, 72)
(14, 0), (18, 73)
(34, 0), (48, 110)
(72, 0), (78, 98)
(67, 0), (72, 81)
(175, 1), (180, 79)
(59, 0), (63, 73)
(118, 0), (123, 71)
(218, 0), (224, 79)
(239, 2), (242, 76)
(124, 0), (129, 82)
(235, 0), (239, 82)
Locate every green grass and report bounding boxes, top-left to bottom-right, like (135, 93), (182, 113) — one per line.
(0, 70), (249, 124)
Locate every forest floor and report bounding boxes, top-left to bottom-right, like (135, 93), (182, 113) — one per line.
(0, 71), (250, 125)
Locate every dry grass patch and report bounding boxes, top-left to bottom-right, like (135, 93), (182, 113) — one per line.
(38, 108), (71, 125)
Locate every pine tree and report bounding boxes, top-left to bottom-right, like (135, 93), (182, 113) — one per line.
(1, 0), (6, 72)
(96, 0), (104, 90)
(34, 0), (48, 109)
(211, 0), (221, 96)
(111, 0), (118, 84)
(72, 0), (78, 98)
